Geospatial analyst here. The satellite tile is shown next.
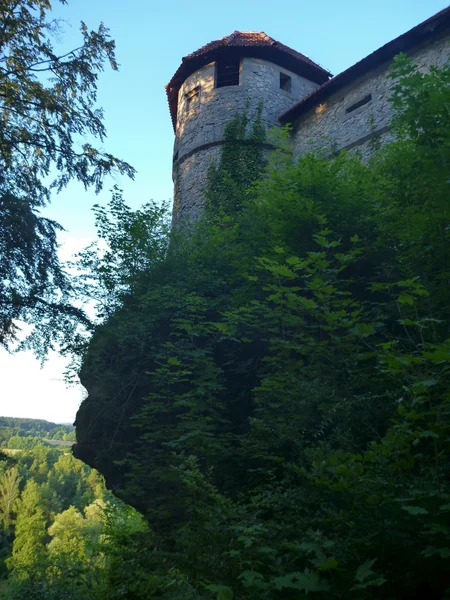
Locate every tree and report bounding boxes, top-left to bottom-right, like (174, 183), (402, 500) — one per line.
(0, 0), (135, 358)
(7, 480), (47, 592)
(7, 435), (42, 450)
(0, 467), (20, 530)
(45, 502), (106, 597)
(47, 453), (94, 511)
(74, 186), (171, 323)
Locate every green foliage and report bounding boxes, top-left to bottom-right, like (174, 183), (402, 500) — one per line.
(0, 415), (147, 599)
(45, 502), (106, 597)
(7, 435), (43, 450)
(6, 480), (47, 590)
(73, 185), (171, 323)
(0, 469), (20, 531)
(70, 57), (450, 599)
(0, 0), (134, 358)
(205, 104), (266, 217)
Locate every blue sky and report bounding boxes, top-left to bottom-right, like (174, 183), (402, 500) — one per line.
(1, 0), (448, 423)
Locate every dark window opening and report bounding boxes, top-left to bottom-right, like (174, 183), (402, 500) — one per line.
(280, 72), (292, 92)
(216, 58), (240, 88)
(185, 86), (200, 113)
(346, 94), (372, 114)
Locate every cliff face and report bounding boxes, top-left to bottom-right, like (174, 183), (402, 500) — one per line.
(73, 319), (152, 511)
(72, 257), (263, 518)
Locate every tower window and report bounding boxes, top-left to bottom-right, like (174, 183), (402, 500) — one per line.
(216, 57), (240, 88)
(185, 86), (200, 113)
(346, 94), (372, 114)
(280, 72), (292, 92)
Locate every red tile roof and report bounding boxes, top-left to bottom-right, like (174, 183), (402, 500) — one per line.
(280, 6), (450, 125)
(166, 31), (331, 131)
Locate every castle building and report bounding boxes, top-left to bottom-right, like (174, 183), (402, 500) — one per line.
(166, 7), (450, 223)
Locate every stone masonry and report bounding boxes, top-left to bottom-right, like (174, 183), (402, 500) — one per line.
(291, 34), (450, 162)
(167, 9), (450, 223)
(172, 58), (319, 222)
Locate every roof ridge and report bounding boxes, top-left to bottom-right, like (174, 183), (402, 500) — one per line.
(225, 30), (241, 44)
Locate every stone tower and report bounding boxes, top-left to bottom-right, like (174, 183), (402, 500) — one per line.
(166, 31), (331, 223)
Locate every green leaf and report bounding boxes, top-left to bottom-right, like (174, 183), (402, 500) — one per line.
(298, 297), (317, 310)
(412, 379), (438, 389)
(273, 570), (330, 592)
(286, 256), (303, 267)
(214, 322), (231, 334)
(401, 506), (429, 515)
(398, 318), (417, 326)
(257, 546), (277, 554)
(429, 349), (450, 364)
(167, 357), (181, 366)
(315, 235), (328, 247)
(238, 571), (267, 589)
(313, 557), (339, 571)
(423, 547), (450, 559)
(352, 577), (387, 590)
(398, 294), (415, 305)
(419, 430), (439, 439)
(355, 558), (377, 582)
(352, 323), (375, 337)
(204, 584), (234, 600)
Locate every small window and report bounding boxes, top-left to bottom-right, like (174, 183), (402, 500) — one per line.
(346, 94), (372, 114)
(185, 86), (200, 113)
(216, 57), (240, 88)
(280, 72), (292, 92)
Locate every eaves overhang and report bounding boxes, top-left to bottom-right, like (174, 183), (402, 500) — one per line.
(279, 6), (450, 125)
(166, 31), (332, 131)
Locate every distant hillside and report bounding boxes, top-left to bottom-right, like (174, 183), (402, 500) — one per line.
(0, 416), (75, 445)
(0, 416), (72, 431)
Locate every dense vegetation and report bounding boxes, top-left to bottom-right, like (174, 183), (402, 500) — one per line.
(0, 418), (147, 599)
(70, 55), (450, 599)
(0, 417), (75, 446)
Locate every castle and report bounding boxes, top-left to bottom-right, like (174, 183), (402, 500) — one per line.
(166, 7), (450, 223)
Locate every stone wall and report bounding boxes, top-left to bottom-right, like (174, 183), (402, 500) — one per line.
(171, 30), (450, 223)
(291, 34), (450, 161)
(172, 145), (221, 222)
(172, 57), (319, 221)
